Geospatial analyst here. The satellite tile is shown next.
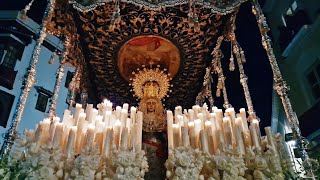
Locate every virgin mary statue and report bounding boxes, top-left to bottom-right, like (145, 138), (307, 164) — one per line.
(131, 67), (171, 180)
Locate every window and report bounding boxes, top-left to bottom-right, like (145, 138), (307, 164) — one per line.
(35, 92), (49, 112)
(306, 63), (320, 101)
(65, 71), (74, 88)
(0, 44), (18, 70)
(34, 86), (53, 112)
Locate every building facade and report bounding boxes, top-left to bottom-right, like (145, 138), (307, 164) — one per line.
(0, 10), (75, 145)
(263, 0), (320, 169)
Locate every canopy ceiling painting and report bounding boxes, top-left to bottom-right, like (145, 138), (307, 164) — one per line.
(49, 0), (243, 109)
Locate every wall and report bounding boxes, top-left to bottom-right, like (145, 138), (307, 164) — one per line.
(0, 13), (75, 144)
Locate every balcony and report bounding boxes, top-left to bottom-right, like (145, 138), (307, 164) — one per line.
(0, 65), (17, 90)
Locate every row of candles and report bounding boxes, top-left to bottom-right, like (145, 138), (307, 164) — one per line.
(34, 100), (143, 158)
(167, 105), (277, 155)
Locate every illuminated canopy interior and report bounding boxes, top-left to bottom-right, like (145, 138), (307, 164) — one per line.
(48, 0), (245, 109)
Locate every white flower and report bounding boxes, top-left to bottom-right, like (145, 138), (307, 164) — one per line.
(177, 153), (192, 167)
(175, 167), (184, 177)
(132, 167), (140, 177)
(255, 157), (267, 170)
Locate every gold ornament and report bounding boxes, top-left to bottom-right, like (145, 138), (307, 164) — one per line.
(131, 67), (171, 100)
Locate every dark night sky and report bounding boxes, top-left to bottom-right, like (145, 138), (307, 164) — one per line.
(0, 0), (273, 129)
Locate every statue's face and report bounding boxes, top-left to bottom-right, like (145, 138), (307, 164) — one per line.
(146, 99), (157, 113)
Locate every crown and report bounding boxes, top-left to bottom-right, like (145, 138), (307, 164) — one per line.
(130, 67), (171, 99)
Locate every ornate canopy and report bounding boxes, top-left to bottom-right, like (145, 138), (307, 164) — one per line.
(49, 0), (243, 109)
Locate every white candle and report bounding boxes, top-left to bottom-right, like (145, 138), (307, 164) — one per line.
(74, 104), (83, 126)
(188, 109), (195, 121)
(250, 122), (261, 151)
(75, 113), (86, 153)
(176, 115), (184, 126)
(265, 126), (276, 153)
(215, 109), (223, 132)
(120, 109), (128, 128)
(172, 124), (181, 148)
(66, 126), (77, 158)
(197, 113), (205, 130)
(239, 108), (249, 132)
(85, 104), (93, 121)
(88, 109), (98, 125)
(106, 101), (113, 111)
(104, 111), (112, 126)
(235, 118), (245, 155)
(62, 109), (71, 125)
(193, 105), (200, 115)
(113, 120), (122, 149)
(103, 127), (113, 158)
(183, 115), (189, 127)
(223, 117), (234, 147)
(181, 127), (190, 147)
(120, 127), (128, 150)
(86, 124), (95, 147)
(52, 123), (64, 148)
(200, 130), (209, 153)
(130, 107), (137, 125)
(115, 106), (122, 120)
(167, 110), (174, 151)
(194, 119), (202, 148)
(123, 103), (129, 112)
(136, 111), (143, 151)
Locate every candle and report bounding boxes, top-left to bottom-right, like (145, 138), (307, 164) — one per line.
(194, 119), (202, 148)
(126, 118), (132, 148)
(188, 109), (195, 121)
(52, 123), (64, 148)
(136, 111), (143, 151)
(174, 106), (182, 122)
(66, 126), (77, 158)
(235, 118), (245, 155)
(167, 111), (174, 150)
(120, 127), (128, 150)
(239, 108), (249, 132)
(172, 124), (181, 148)
(86, 124), (95, 147)
(193, 105), (200, 115)
(103, 127), (113, 158)
(115, 106), (122, 120)
(74, 104), (83, 126)
(209, 113), (218, 153)
(85, 104), (93, 121)
(197, 113), (205, 130)
(223, 117), (234, 147)
(181, 127), (190, 147)
(106, 101), (113, 111)
(251, 119), (261, 144)
(120, 109), (128, 128)
(250, 122), (261, 151)
(62, 109), (71, 125)
(89, 109), (98, 125)
(113, 120), (122, 149)
(176, 115), (184, 126)
(123, 103), (129, 112)
(265, 126), (276, 153)
(130, 107), (137, 125)
(75, 113), (86, 153)
(183, 115), (189, 127)
(189, 131), (197, 149)
(104, 111), (112, 126)
(215, 109), (223, 133)
(200, 130), (209, 153)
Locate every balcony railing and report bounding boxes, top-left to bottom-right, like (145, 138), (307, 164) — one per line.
(0, 65), (17, 90)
